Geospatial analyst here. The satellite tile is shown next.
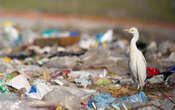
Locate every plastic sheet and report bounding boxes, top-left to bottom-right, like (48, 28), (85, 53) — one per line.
(0, 94), (47, 110)
(41, 86), (96, 110)
(111, 92), (147, 109)
(87, 93), (116, 109)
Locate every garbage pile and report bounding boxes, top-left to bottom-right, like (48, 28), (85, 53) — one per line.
(0, 21), (175, 110)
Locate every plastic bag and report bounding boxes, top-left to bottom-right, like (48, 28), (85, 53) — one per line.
(6, 75), (31, 92)
(26, 82), (53, 100)
(44, 56), (80, 69)
(0, 94), (47, 110)
(31, 86), (96, 110)
(0, 59), (14, 73)
(96, 29), (113, 43)
(87, 93), (116, 110)
(80, 48), (129, 74)
(111, 92), (147, 109)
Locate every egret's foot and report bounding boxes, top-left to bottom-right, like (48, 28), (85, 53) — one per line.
(137, 84), (140, 90)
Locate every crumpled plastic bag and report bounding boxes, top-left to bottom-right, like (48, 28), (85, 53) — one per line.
(0, 59), (13, 73)
(17, 65), (43, 78)
(6, 74), (31, 92)
(0, 94), (46, 110)
(111, 92), (147, 109)
(44, 56), (80, 69)
(27, 86), (96, 110)
(26, 82), (53, 100)
(79, 48), (129, 74)
(87, 93), (116, 110)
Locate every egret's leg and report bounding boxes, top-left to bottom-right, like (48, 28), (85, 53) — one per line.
(137, 84), (140, 90)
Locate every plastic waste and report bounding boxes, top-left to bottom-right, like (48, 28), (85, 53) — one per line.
(42, 68), (51, 81)
(96, 29), (113, 43)
(53, 79), (64, 86)
(87, 93), (116, 110)
(147, 41), (157, 52)
(5, 70), (20, 82)
(0, 59), (14, 73)
(159, 41), (175, 54)
(146, 67), (159, 77)
(40, 29), (60, 38)
(0, 94), (46, 110)
(26, 82), (52, 100)
(68, 71), (91, 79)
(6, 75), (31, 91)
(48, 50), (86, 58)
(114, 40), (128, 50)
(56, 106), (63, 110)
(17, 65), (43, 78)
(41, 86), (96, 110)
(167, 52), (175, 62)
(111, 91), (147, 109)
(2, 21), (22, 47)
(2, 57), (11, 63)
(147, 75), (164, 84)
(163, 99), (175, 110)
(96, 78), (112, 86)
(80, 48), (129, 74)
(79, 37), (97, 49)
(21, 29), (39, 45)
(165, 70), (175, 85)
(0, 80), (10, 94)
(75, 78), (91, 88)
(44, 56), (79, 69)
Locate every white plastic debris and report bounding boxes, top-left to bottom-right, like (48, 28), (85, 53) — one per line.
(74, 78), (91, 88)
(54, 79), (64, 86)
(6, 75), (31, 91)
(79, 38), (96, 49)
(99, 69), (107, 78)
(26, 82), (52, 100)
(100, 29), (113, 43)
(68, 71), (91, 79)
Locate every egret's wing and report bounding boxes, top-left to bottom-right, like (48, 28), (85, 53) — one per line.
(129, 57), (137, 82)
(136, 52), (147, 88)
(138, 51), (147, 65)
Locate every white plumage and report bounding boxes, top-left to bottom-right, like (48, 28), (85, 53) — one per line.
(124, 27), (147, 89)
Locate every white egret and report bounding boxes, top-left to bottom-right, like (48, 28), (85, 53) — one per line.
(124, 27), (147, 89)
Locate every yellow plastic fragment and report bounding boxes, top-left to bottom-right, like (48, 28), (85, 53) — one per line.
(102, 42), (107, 47)
(2, 21), (13, 28)
(56, 106), (62, 110)
(96, 78), (112, 86)
(2, 57), (11, 63)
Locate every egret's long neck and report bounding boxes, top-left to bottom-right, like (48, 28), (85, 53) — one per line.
(130, 32), (139, 51)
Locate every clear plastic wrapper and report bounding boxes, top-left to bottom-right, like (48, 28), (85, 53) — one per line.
(111, 92), (147, 109)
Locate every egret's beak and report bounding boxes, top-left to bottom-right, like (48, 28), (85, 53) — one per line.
(123, 29), (131, 33)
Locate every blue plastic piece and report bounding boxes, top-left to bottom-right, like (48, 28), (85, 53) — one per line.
(111, 91), (147, 109)
(166, 66), (175, 72)
(12, 34), (22, 47)
(40, 30), (60, 36)
(29, 85), (37, 93)
(87, 93), (116, 109)
(96, 33), (104, 43)
(69, 32), (80, 37)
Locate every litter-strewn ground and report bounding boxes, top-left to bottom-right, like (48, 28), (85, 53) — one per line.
(0, 11), (175, 110)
